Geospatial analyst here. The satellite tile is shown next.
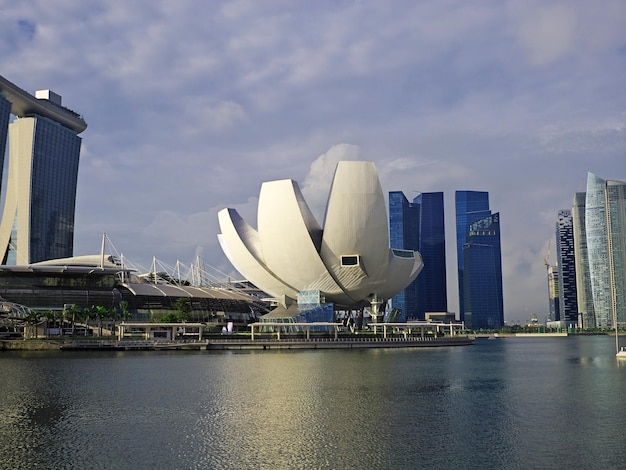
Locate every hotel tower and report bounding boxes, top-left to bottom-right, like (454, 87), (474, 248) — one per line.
(0, 75), (87, 264)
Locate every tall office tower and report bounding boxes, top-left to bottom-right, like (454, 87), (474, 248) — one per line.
(462, 213), (504, 329)
(414, 192), (447, 317)
(555, 210), (578, 325)
(455, 191), (490, 322)
(547, 265), (560, 321)
(0, 76), (87, 264)
(572, 193), (595, 328)
(389, 191), (419, 320)
(585, 173), (626, 328)
(388, 191), (447, 320)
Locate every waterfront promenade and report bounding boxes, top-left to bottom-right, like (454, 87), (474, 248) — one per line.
(1, 335), (474, 351)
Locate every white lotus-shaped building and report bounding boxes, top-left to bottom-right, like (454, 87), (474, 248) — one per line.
(217, 161), (423, 318)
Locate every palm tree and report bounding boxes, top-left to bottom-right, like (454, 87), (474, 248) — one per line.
(66, 304), (82, 336)
(82, 306), (95, 336)
(119, 300), (132, 322)
(94, 306), (109, 337)
(41, 309), (56, 337)
(23, 310), (42, 339)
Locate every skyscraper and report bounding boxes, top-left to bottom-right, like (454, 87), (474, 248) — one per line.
(555, 210), (578, 325)
(585, 173), (626, 328)
(0, 75), (87, 264)
(572, 192), (595, 328)
(547, 265), (560, 322)
(462, 213), (504, 329)
(389, 191), (447, 320)
(455, 191), (490, 322)
(414, 192), (447, 317)
(389, 191), (419, 320)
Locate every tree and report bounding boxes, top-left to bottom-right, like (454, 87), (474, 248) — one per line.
(119, 301), (132, 322)
(65, 304), (83, 336)
(173, 298), (192, 322)
(94, 306), (109, 337)
(23, 310), (42, 339)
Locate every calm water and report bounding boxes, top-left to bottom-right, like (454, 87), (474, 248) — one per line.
(1, 336), (625, 470)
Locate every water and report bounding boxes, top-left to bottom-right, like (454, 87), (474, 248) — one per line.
(1, 336), (625, 470)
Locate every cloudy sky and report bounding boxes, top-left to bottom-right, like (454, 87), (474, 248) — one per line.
(1, 0), (625, 323)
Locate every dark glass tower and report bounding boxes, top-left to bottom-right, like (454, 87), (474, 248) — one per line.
(455, 191), (490, 321)
(0, 77), (86, 264)
(414, 192), (447, 316)
(556, 209), (578, 325)
(389, 191), (447, 320)
(389, 191), (419, 320)
(463, 213), (504, 329)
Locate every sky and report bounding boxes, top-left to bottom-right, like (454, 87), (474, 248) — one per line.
(1, 0), (625, 324)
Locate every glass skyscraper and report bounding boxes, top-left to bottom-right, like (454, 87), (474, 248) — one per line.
(0, 76), (87, 264)
(462, 213), (504, 329)
(572, 192), (595, 328)
(389, 192), (419, 320)
(585, 173), (626, 328)
(455, 191), (491, 322)
(389, 191), (447, 320)
(556, 210), (578, 324)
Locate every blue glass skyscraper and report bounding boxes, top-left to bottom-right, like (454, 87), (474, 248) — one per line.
(556, 209), (578, 324)
(389, 192), (419, 320)
(389, 191), (447, 320)
(463, 213), (504, 329)
(455, 191), (490, 322)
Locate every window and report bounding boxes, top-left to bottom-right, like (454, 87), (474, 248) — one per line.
(341, 255), (360, 266)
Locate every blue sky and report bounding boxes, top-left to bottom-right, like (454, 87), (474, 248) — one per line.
(1, 0), (625, 323)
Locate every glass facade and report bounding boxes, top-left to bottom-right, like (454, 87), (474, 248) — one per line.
(572, 192), (595, 328)
(580, 174), (626, 328)
(0, 94), (10, 182)
(389, 191), (419, 320)
(462, 213), (504, 329)
(2, 116), (82, 264)
(556, 210), (578, 324)
(455, 191), (490, 321)
(388, 191), (447, 320)
(413, 192), (447, 316)
(605, 180), (626, 328)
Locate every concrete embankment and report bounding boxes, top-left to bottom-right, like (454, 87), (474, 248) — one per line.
(3, 336), (474, 352)
(206, 336), (474, 350)
(0, 340), (62, 350)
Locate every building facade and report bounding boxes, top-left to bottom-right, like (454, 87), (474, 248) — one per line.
(585, 173), (626, 328)
(218, 161), (423, 321)
(455, 191), (491, 322)
(389, 191), (447, 320)
(555, 210), (578, 324)
(547, 265), (560, 322)
(572, 192), (595, 328)
(0, 76), (87, 264)
(388, 192), (419, 320)
(462, 213), (504, 329)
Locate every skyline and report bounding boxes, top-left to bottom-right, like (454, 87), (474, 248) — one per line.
(1, 1), (625, 323)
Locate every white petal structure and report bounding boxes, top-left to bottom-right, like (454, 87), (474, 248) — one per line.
(217, 161), (423, 311)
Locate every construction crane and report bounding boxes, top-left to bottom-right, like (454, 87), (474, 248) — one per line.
(543, 239), (551, 272)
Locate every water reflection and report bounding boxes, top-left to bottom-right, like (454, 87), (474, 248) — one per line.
(0, 337), (625, 469)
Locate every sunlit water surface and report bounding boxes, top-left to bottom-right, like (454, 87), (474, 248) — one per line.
(1, 336), (625, 469)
